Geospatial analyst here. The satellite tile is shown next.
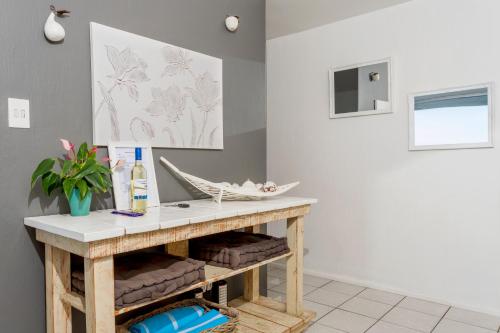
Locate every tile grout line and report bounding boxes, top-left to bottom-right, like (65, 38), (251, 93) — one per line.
(306, 284), (369, 329)
(267, 273), (332, 293)
(429, 306), (451, 333)
(363, 296), (408, 333)
(334, 286), (368, 308)
(272, 277), (338, 332)
(316, 279), (335, 289)
(357, 294), (450, 318)
(312, 287), (372, 331)
(269, 276), (500, 333)
(308, 285), (368, 309)
(266, 280), (336, 325)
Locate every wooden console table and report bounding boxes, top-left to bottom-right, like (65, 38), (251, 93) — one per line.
(25, 196), (317, 333)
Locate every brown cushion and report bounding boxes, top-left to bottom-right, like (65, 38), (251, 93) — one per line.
(191, 231), (289, 269)
(72, 253), (205, 309)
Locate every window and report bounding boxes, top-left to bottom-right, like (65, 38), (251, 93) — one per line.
(409, 84), (493, 150)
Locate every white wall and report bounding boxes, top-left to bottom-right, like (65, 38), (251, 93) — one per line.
(267, 0), (500, 316)
(266, 0), (412, 39)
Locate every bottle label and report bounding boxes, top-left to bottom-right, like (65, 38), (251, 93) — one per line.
(133, 179), (148, 200)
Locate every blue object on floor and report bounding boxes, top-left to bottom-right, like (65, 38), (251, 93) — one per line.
(177, 309), (229, 333)
(129, 305), (204, 333)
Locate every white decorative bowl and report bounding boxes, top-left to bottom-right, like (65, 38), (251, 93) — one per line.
(160, 157), (299, 203)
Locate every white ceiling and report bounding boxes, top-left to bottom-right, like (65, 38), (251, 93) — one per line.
(266, 0), (413, 39)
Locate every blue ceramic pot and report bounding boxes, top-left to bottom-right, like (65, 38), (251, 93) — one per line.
(68, 188), (92, 216)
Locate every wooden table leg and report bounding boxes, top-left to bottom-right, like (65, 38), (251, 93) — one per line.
(243, 225), (260, 302)
(166, 240), (189, 257)
(286, 216), (304, 316)
(84, 256), (115, 333)
(45, 245), (72, 333)
(243, 225), (261, 301)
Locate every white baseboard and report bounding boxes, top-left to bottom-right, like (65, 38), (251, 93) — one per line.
(267, 263), (500, 317)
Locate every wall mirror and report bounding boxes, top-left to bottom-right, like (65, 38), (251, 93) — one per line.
(409, 83), (493, 151)
(329, 59), (392, 118)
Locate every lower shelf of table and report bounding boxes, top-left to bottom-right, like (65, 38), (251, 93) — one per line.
(66, 251), (293, 316)
(230, 296), (315, 333)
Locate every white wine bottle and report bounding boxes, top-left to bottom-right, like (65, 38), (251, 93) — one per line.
(131, 147), (148, 213)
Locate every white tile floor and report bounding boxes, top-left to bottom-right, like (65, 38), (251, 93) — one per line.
(266, 264), (500, 333)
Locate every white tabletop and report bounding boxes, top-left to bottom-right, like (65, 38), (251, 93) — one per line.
(24, 196), (317, 242)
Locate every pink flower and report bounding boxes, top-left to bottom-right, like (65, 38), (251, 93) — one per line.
(59, 138), (74, 151)
(91, 147), (98, 154)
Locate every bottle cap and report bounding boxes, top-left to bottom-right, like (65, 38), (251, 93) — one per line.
(135, 147), (142, 161)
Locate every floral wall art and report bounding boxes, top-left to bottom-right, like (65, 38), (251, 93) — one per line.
(90, 22), (223, 149)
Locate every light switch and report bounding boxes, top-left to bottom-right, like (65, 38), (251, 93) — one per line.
(8, 98), (30, 128)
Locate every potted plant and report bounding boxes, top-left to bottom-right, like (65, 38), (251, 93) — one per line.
(31, 139), (113, 216)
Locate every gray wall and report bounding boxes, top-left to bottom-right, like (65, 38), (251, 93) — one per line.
(0, 0), (266, 332)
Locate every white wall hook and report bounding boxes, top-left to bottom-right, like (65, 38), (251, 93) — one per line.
(44, 5), (70, 43)
(225, 15), (239, 32)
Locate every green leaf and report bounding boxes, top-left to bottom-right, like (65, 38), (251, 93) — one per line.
(84, 174), (101, 191)
(61, 159), (73, 177)
(77, 142), (88, 161)
(102, 175), (113, 188)
(41, 172), (60, 196)
(96, 164), (112, 174)
(97, 173), (110, 193)
(62, 178), (77, 200)
(48, 179), (62, 196)
(89, 172), (110, 193)
(96, 173), (106, 187)
(75, 159), (97, 179)
(76, 179), (88, 199)
(31, 158), (55, 188)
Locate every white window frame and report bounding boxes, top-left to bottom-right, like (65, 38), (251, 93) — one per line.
(408, 83), (494, 151)
(329, 58), (393, 119)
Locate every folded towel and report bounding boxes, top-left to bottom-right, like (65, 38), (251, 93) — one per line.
(129, 305), (205, 333)
(72, 253), (206, 309)
(191, 231), (289, 269)
(177, 309), (229, 333)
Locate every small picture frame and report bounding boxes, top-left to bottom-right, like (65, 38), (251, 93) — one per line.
(107, 142), (160, 210)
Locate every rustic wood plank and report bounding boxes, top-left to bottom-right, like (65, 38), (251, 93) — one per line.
(286, 216), (304, 316)
(253, 297), (316, 332)
(61, 292), (85, 313)
(230, 298), (302, 330)
(255, 297), (316, 323)
(36, 206), (310, 259)
(243, 225), (261, 302)
(45, 245), (72, 333)
(165, 239), (189, 257)
(84, 256), (115, 333)
(238, 311), (289, 333)
(39, 230), (89, 257)
(88, 205), (310, 258)
(236, 325), (261, 333)
(115, 251), (292, 315)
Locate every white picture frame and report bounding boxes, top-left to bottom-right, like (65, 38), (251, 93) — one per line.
(90, 22), (224, 149)
(107, 142), (160, 210)
(408, 83), (494, 151)
(329, 58), (393, 119)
